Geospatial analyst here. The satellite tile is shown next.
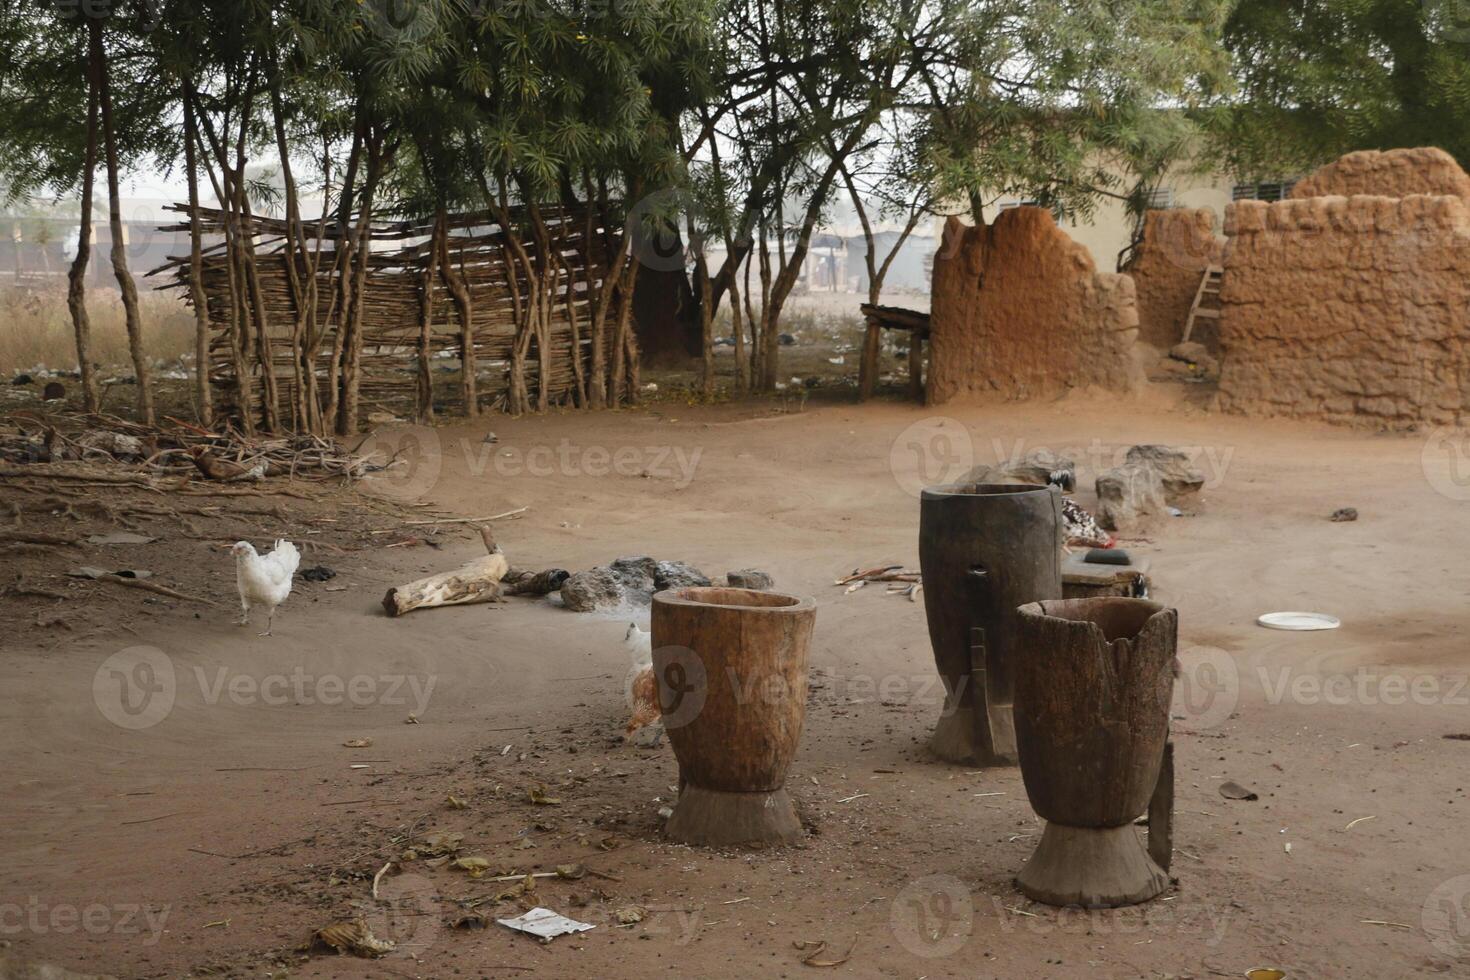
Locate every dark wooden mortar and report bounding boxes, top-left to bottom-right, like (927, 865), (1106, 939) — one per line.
(651, 586), (816, 846)
(1013, 597), (1178, 908)
(918, 482), (1063, 765)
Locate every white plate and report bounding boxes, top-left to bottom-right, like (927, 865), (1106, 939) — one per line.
(1256, 611), (1340, 631)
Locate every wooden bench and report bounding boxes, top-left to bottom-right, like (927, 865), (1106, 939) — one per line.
(857, 303), (929, 401)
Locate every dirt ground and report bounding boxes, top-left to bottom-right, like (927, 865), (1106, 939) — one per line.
(3, 387), (1470, 979)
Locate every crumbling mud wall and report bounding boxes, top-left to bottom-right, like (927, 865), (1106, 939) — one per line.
(929, 208), (1142, 403)
(1289, 147), (1470, 202)
(1125, 208), (1223, 349)
(1218, 194), (1470, 426)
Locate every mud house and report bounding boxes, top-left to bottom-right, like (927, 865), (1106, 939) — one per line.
(928, 146), (1470, 430)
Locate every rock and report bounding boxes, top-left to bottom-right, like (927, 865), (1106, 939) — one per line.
(1095, 461), (1167, 532)
(627, 720), (665, 748)
(653, 560), (710, 590)
(303, 565), (337, 582)
(726, 568), (774, 590)
(778, 332), (797, 346)
(1330, 507), (1359, 522)
(1168, 342), (1220, 381)
(560, 567), (627, 612)
(963, 448), (1075, 490)
(12, 373), (32, 385)
(1123, 445), (1204, 501)
(41, 381), (65, 400)
(563, 558), (711, 611)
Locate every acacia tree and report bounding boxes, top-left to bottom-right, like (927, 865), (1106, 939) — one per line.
(1216, 0), (1470, 175)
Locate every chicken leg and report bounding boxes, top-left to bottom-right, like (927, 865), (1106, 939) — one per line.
(259, 609), (274, 637)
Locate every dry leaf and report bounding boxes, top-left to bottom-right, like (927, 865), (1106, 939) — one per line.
(450, 911), (489, 930)
(555, 863), (586, 880)
(445, 794), (468, 810)
(796, 940), (852, 967)
(614, 906), (646, 925)
(418, 830), (464, 856)
(453, 856), (493, 877)
(528, 785), (562, 805)
(312, 919), (395, 958)
(343, 738), (373, 748)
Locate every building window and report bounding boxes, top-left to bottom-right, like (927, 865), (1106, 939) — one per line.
(1231, 180), (1298, 201)
(1143, 187), (1174, 209)
(996, 199), (1039, 211)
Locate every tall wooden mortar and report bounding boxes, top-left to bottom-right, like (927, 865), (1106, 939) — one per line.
(918, 483), (1063, 765)
(1013, 597), (1177, 908)
(651, 586), (816, 846)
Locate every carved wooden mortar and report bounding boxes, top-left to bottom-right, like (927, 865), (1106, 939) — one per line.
(1013, 597), (1177, 907)
(918, 482), (1063, 765)
(651, 586), (815, 846)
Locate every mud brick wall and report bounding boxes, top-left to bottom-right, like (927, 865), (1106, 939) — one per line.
(1126, 208), (1223, 349)
(1218, 194), (1470, 426)
(928, 208), (1142, 403)
(1289, 147), (1470, 201)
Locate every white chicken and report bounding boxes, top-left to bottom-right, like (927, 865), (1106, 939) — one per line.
(232, 539), (301, 636)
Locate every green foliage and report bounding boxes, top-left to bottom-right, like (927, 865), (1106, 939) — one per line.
(1218, 0), (1470, 176)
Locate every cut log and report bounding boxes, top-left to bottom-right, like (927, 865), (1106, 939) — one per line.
(381, 524), (508, 616)
(381, 552), (509, 616)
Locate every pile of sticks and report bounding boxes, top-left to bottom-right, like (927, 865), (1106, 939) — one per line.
(835, 563), (922, 600)
(0, 409), (383, 485)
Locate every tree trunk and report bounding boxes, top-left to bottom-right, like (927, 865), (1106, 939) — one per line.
(436, 208), (475, 417)
(92, 19), (152, 424)
(66, 42), (101, 414)
(182, 88), (212, 427)
(417, 213), (442, 423)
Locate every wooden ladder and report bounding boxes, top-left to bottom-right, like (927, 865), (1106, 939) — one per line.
(1180, 265), (1224, 344)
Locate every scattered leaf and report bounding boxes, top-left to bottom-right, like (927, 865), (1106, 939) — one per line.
(614, 905), (646, 925)
(445, 794), (468, 810)
(528, 785), (562, 806)
(1218, 780), (1258, 801)
(418, 830), (464, 856)
(453, 856), (493, 877)
(450, 912), (489, 930)
(312, 919), (395, 958)
(555, 863), (586, 880)
(343, 738), (373, 748)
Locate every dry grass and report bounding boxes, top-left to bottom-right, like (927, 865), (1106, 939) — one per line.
(0, 283), (195, 377)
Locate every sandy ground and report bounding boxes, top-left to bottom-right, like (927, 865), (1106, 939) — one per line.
(3, 389), (1470, 979)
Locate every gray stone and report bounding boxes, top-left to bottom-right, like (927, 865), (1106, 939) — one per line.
(1124, 444), (1205, 501)
(726, 568), (774, 590)
(1095, 462), (1168, 532)
(559, 567), (627, 611)
(963, 448), (1075, 491)
(654, 560), (711, 590)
